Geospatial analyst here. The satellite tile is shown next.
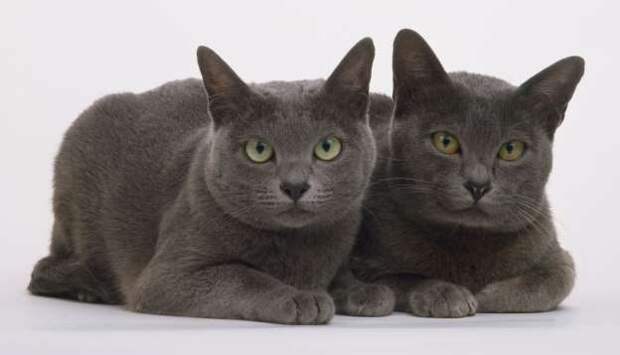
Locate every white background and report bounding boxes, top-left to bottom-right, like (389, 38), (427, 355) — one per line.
(1, 1), (619, 354)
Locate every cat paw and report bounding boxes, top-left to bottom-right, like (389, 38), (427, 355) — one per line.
(333, 284), (395, 316)
(266, 289), (335, 325)
(408, 281), (477, 318)
(76, 292), (99, 303)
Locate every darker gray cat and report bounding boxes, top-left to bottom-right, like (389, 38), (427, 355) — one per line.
(28, 38), (395, 324)
(352, 29), (584, 317)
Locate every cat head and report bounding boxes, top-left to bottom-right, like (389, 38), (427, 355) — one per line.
(389, 29), (584, 231)
(196, 39), (376, 230)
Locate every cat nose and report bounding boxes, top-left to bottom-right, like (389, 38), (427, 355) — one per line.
(464, 181), (491, 202)
(280, 181), (310, 202)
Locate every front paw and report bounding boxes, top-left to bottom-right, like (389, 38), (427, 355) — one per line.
(333, 283), (395, 317)
(264, 288), (335, 325)
(408, 281), (477, 318)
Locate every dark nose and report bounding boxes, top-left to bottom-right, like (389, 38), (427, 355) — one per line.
(280, 181), (310, 202)
(464, 181), (491, 202)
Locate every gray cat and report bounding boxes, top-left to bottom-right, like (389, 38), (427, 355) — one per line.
(28, 38), (395, 324)
(352, 29), (584, 317)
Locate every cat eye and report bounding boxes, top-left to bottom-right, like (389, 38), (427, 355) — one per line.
(314, 136), (342, 161)
(245, 138), (274, 163)
(498, 141), (525, 161)
(432, 132), (460, 155)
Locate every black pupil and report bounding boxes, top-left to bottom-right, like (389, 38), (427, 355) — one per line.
(442, 137), (451, 147)
(322, 140), (331, 152)
(506, 143), (514, 153)
(256, 143), (265, 154)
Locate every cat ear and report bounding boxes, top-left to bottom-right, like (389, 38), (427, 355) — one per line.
(197, 46), (253, 125)
(324, 37), (375, 116)
(515, 56), (585, 133)
(392, 29), (453, 116)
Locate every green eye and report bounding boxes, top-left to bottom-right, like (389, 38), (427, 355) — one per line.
(498, 141), (525, 161)
(432, 132), (460, 155)
(314, 136), (342, 161)
(245, 138), (274, 163)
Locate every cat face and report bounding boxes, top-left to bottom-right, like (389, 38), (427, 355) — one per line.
(388, 29), (584, 231)
(197, 39), (376, 230)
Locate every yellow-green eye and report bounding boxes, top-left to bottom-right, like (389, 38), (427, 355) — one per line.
(498, 141), (525, 161)
(245, 138), (274, 163)
(432, 132), (460, 155)
(314, 136), (342, 161)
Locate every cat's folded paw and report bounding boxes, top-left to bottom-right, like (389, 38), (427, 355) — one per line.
(333, 283), (395, 316)
(266, 289), (335, 325)
(77, 292), (100, 303)
(408, 280), (477, 318)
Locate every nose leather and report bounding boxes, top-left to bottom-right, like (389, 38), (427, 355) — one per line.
(280, 181), (310, 202)
(464, 181), (491, 202)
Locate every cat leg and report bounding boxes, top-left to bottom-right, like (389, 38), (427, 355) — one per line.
(476, 249), (575, 312)
(128, 262), (335, 324)
(329, 266), (395, 316)
(376, 274), (477, 318)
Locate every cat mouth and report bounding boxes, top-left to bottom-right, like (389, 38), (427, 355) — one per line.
(272, 206), (317, 228)
(277, 206), (314, 217)
(457, 205), (493, 220)
(442, 202), (490, 215)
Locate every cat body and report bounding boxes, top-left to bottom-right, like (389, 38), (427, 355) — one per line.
(29, 39), (395, 324)
(353, 29), (584, 317)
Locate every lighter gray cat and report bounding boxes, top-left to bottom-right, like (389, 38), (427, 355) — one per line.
(353, 29), (584, 317)
(29, 38), (395, 324)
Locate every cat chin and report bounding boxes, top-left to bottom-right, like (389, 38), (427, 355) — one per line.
(272, 209), (316, 229)
(439, 211), (530, 233)
(233, 208), (321, 230)
(274, 219), (314, 229)
(228, 203), (350, 231)
(270, 209), (350, 230)
(413, 202), (528, 233)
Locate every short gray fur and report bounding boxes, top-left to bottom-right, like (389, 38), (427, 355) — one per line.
(28, 38), (396, 324)
(352, 29), (584, 317)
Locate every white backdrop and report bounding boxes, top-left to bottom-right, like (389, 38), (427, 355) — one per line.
(1, 1), (619, 354)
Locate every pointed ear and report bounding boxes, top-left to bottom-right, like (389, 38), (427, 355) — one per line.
(392, 29), (453, 116)
(515, 56), (584, 134)
(197, 46), (253, 125)
(324, 38), (375, 116)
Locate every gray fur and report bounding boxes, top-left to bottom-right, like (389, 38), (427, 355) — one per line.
(28, 38), (395, 324)
(352, 29), (584, 317)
